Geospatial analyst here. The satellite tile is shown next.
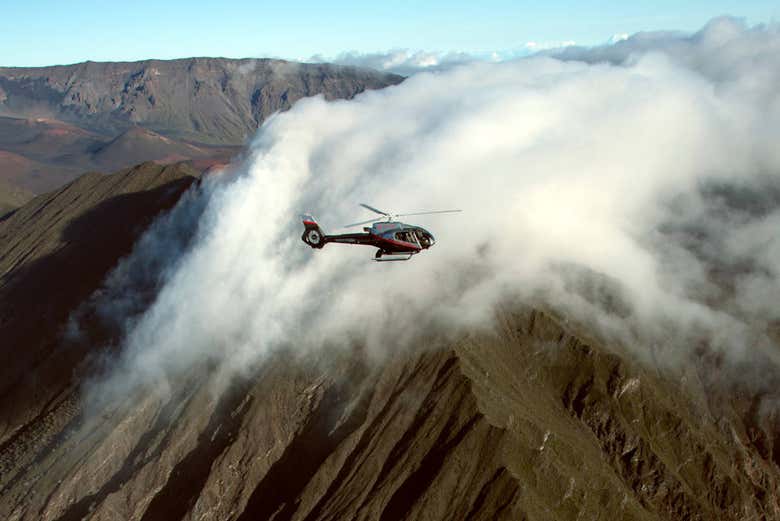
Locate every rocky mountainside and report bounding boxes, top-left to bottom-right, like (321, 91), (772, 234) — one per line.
(0, 58), (403, 144)
(0, 58), (403, 198)
(89, 127), (212, 169)
(1, 164), (779, 520)
(0, 177), (33, 215)
(0, 116), (229, 195)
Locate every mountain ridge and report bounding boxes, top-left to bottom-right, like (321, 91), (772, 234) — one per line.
(0, 163), (778, 520)
(0, 57), (403, 199)
(0, 57), (404, 144)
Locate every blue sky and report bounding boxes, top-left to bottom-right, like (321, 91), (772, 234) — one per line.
(1, 0), (778, 67)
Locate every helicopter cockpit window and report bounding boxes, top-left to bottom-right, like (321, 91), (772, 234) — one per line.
(395, 231), (419, 245)
(416, 231), (431, 247)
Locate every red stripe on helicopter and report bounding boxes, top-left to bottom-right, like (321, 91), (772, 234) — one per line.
(377, 237), (422, 251)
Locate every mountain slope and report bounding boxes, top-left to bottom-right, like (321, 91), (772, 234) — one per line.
(0, 178), (33, 215)
(89, 126), (212, 169)
(0, 148), (84, 194)
(0, 162), (200, 450)
(0, 58), (404, 145)
(0, 58), (402, 195)
(0, 164), (778, 520)
(0, 116), (103, 162)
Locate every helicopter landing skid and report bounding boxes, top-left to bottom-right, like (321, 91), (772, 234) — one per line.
(374, 251), (414, 262)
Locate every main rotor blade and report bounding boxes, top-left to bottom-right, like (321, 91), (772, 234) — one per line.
(360, 203), (389, 216)
(344, 217), (383, 227)
(396, 209), (463, 217)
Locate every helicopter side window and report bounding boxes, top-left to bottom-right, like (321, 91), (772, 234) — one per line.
(395, 231), (419, 245)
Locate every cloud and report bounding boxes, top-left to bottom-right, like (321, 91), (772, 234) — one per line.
(523, 40), (577, 51)
(309, 41), (577, 75)
(78, 17), (780, 407)
(308, 49), (482, 76)
(550, 16), (780, 88)
(608, 33), (629, 44)
(235, 59), (258, 75)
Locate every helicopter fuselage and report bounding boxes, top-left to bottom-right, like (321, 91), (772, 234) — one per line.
(302, 217), (436, 260)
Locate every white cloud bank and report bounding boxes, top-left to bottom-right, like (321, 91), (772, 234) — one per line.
(79, 17), (780, 403)
(309, 41), (577, 76)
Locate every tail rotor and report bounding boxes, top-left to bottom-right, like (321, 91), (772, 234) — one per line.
(301, 214), (326, 248)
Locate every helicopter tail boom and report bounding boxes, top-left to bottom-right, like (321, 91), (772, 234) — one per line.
(301, 215), (375, 250)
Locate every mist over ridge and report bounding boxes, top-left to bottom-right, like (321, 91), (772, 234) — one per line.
(4, 15), (780, 521)
(68, 17), (780, 408)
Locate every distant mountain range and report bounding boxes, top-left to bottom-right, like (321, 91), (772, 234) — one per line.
(0, 58), (403, 205)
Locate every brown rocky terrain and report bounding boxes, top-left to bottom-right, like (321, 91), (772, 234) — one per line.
(0, 115), (234, 194)
(0, 58), (403, 199)
(1, 163), (779, 520)
(0, 176), (34, 215)
(89, 127), (213, 169)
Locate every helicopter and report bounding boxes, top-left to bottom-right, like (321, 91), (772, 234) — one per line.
(301, 203), (461, 261)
